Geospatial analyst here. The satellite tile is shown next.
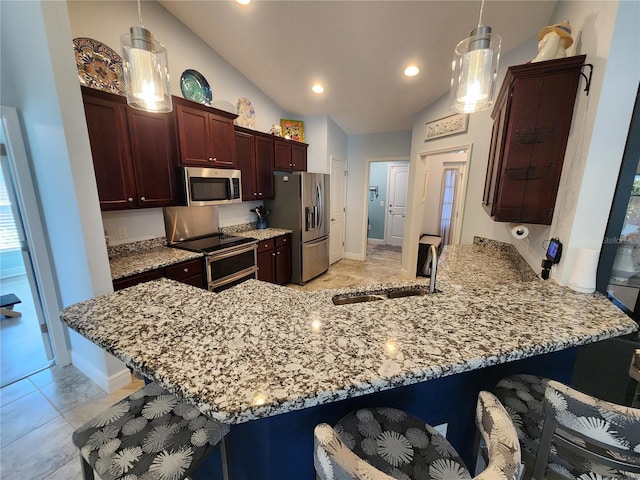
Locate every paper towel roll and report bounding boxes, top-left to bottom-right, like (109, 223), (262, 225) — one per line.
(510, 224), (530, 240)
(568, 248), (599, 293)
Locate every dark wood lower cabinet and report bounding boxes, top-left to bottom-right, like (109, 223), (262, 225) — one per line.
(113, 258), (204, 291)
(256, 234), (292, 285)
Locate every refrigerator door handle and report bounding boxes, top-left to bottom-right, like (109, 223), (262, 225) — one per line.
(315, 182), (323, 232)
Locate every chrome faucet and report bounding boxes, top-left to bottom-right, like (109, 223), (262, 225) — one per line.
(428, 244), (438, 293)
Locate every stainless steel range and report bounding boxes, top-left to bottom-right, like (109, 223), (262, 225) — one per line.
(163, 206), (257, 292)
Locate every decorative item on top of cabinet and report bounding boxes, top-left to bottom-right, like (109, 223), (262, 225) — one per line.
(274, 137), (308, 172)
(113, 258), (204, 291)
(234, 126), (274, 200)
(256, 234), (291, 285)
(173, 96), (237, 168)
(81, 86), (177, 211)
(482, 55), (586, 225)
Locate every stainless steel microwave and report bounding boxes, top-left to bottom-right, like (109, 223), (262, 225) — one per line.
(177, 167), (242, 206)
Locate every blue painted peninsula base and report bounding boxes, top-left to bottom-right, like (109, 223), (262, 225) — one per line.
(194, 347), (577, 479)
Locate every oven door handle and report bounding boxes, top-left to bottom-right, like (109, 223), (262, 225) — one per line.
(208, 266), (258, 290)
(208, 242), (257, 261)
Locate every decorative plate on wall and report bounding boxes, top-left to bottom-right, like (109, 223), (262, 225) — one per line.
(180, 69), (212, 106)
(235, 97), (256, 128)
(73, 37), (125, 95)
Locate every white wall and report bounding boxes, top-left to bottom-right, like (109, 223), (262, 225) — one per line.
(302, 115), (329, 173)
(547, 0), (638, 285)
(346, 131), (412, 258)
(1, 0), (129, 391)
(66, 0), (291, 242)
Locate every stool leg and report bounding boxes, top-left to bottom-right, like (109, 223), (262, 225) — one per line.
(221, 437), (230, 480)
(79, 456), (95, 480)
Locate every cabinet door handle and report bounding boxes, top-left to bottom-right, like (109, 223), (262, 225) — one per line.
(253, 193), (257, 196)
(276, 251), (281, 255)
(140, 196), (146, 201)
(258, 192), (263, 196)
(208, 157), (216, 162)
(183, 268), (189, 273)
(272, 253), (276, 256)
(128, 197), (134, 202)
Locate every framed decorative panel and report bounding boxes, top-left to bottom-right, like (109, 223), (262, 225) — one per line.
(425, 113), (468, 141)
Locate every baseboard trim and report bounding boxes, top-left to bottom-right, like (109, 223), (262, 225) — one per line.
(70, 350), (132, 394)
(344, 252), (366, 261)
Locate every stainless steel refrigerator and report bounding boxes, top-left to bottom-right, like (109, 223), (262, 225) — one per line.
(266, 172), (329, 284)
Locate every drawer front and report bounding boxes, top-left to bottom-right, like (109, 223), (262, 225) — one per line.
(275, 234), (291, 248)
(113, 268), (164, 291)
(166, 259), (203, 281)
(257, 239), (275, 254)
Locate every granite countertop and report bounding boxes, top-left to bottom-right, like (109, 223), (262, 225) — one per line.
(108, 238), (203, 281)
(108, 229), (292, 280)
(234, 228), (292, 241)
(62, 239), (638, 424)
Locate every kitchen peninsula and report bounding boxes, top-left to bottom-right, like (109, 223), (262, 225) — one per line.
(61, 238), (637, 478)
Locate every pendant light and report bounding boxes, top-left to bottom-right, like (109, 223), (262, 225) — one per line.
(449, 0), (501, 113)
(120, 0), (172, 113)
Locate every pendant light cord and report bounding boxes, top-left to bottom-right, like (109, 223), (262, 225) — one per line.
(477, 0), (485, 27)
(137, 0), (144, 28)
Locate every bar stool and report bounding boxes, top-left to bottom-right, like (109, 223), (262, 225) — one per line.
(495, 374), (640, 479)
(313, 391), (520, 480)
(72, 382), (229, 480)
(629, 349), (640, 408)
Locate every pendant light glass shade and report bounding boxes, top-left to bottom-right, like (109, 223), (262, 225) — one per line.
(121, 26), (172, 113)
(449, 25), (501, 113)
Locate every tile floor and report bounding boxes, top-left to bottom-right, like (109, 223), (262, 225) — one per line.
(0, 243), (403, 480)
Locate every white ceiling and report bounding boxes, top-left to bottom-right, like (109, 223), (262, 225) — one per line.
(160, 1), (557, 135)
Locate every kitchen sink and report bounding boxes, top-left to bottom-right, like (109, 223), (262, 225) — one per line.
(332, 286), (433, 305)
(332, 294), (386, 305)
(386, 287), (429, 299)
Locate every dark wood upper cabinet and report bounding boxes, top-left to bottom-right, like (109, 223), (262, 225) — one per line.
(173, 97), (237, 168)
(81, 86), (177, 211)
(127, 108), (177, 208)
(274, 137), (308, 171)
(482, 55), (586, 224)
(235, 126), (275, 201)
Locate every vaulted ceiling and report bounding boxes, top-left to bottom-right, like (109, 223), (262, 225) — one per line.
(160, 1), (557, 135)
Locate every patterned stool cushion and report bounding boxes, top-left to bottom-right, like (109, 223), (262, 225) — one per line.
(72, 382), (229, 480)
(495, 374), (640, 479)
(320, 407), (471, 480)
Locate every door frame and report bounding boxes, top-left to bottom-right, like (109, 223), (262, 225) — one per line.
(329, 155), (347, 264)
(1, 106), (70, 366)
(420, 145), (472, 245)
(361, 157), (409, 260)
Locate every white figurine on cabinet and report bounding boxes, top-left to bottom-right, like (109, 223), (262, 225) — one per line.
(532, 20), (573, 63)
(269, 124), (282, 136)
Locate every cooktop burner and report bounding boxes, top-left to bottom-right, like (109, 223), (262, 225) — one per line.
(171, 234), (255, 254)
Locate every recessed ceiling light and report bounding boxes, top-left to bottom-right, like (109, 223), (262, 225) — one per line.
(236, 0), (251, 4)
(312, 84), (325, 94)
(404, 65), (420, 77)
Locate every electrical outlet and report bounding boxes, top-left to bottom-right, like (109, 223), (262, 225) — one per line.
(379, 200), (384, 207)
(433, 423), (448, 437)
(118, 227), (128, 239)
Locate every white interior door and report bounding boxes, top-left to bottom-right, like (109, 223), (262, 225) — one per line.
(329, 157), (346, 264)
(384, 164), (409, 246)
